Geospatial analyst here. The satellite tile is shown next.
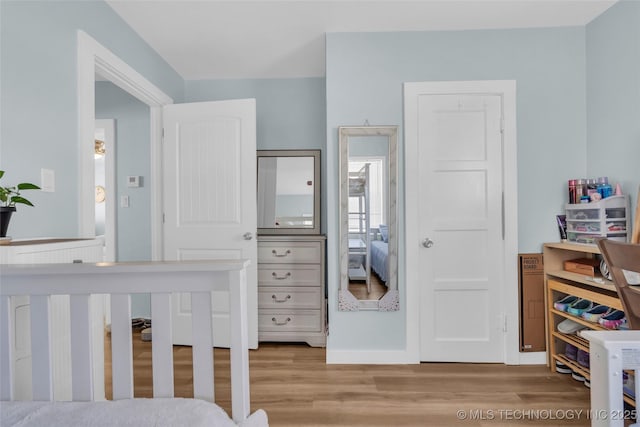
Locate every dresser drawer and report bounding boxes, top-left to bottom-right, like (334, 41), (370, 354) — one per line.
(259, 287), (321, 309)
(258, 241), (322, 264)
(258, 265), (321, 287)
(258, 310), (321, 332)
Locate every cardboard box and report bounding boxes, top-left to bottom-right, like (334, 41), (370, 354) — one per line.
(564, 258), (600, 276)
(518, 254), (546, 352)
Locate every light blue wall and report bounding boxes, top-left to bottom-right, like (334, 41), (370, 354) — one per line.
(586, 0), (640, 221)
(0, 0), (182, 238)
(326, 27), (588, 350)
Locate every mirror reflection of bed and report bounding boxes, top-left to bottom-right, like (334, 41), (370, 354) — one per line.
(347, 161), (389, 300)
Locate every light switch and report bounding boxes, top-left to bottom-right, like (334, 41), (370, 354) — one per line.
(41, 168), (55, 192)
(121, 195), (130, 208)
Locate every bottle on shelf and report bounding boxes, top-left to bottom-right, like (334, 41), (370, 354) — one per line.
(597, 177), (612, 199)
(575, 179), (586, 199)
(568, 179), (577, 204)
(586, 179), (598, 197)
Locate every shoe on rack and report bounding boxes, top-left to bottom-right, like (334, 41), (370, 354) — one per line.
(566, 299), (593, 316)
(599, 309), (627, 329)
(584, 378), (591, 388)
(557, 318), (587, 334)
(555, 361), (572, 374)
(577, 349), (590, 369)
(565, 344), (578, 361)
(571, 371), (585, 382)
(581, 305), (612, 323)
(554, 295), (579, 312)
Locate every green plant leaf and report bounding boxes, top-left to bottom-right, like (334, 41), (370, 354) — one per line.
(11, 196), (34, 207)
(0, 170), (4, 179)
(17, 183), (40, 190)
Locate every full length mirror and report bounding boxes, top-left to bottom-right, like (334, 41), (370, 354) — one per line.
(257, 150), (321, 235)
(338, 126), (398, 311)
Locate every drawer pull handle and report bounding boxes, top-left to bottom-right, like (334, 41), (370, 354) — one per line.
(271, 317), (291, 326)
(272, 294), (292, 303)
(272, 249), (291, 257)
(272, 272), (291, 280)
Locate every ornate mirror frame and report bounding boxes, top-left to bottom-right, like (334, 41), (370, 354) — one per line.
(338, 126), (399, 311)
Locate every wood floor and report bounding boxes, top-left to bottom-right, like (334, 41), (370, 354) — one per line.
(103, 331), (615, 426)
(348, 272), (387, 300)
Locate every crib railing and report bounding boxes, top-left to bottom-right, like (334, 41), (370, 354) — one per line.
(0, 260), (250, 423)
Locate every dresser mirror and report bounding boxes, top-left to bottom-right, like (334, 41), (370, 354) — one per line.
(338, 126), (399, 311)
(257, 150), (321, 235)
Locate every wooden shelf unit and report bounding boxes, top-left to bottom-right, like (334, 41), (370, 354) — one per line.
(543, 242), (636, 408)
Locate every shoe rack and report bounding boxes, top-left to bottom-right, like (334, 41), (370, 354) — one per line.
(543, 242), (636, 408)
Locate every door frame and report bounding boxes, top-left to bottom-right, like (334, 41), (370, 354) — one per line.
(404, 80), (520, 365)
(77, 30), (172, 260)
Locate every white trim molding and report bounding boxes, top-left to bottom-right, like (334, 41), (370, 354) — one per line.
(77, 30), (172, 259)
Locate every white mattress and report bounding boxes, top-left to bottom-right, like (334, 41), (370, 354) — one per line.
(1, 398), (268, 427)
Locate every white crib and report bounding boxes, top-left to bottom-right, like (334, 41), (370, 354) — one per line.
(0, 260), (267, 426)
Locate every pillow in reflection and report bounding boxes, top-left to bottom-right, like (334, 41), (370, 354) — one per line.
(379, 224), (388, 243)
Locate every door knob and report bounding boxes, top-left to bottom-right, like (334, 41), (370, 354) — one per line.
(243, 232), (253, 241)
(422, 238), (434, 248)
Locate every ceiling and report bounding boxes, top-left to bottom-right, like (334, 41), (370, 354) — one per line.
(105, 0), (618, 80)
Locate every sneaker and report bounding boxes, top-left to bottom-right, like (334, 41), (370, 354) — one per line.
(554, 295), (579, 311)
(599, 310), (627, 329)
(565, 344), (578, 361)
(577, 349), (590, 368)
(555, 361), (572, 374)
(572, 371), (585, 382)
(584, 378), (591, 388)
(567, 299), (593, 316)
(581, 305), (612, 322)
(557, 318), (587, 334)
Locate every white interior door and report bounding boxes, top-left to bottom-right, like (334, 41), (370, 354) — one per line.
(163, 99), (257, 349)
(415, 92), (505, 362)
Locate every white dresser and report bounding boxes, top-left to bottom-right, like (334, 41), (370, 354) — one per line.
(257, 235), (326, 347)
(0, 238), (105, 400)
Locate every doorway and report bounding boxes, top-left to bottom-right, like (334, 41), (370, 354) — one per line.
(94, 119), (115, 262)
(404, 80), (519, 364)
(77, 30), (171, 258)
(77, 31), (258, 349)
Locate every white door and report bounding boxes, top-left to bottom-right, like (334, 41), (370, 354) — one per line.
(405, 82), (516, 363)
(163, 99), (257, 349)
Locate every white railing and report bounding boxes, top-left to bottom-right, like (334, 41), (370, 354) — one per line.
(0, 260), (251, 423)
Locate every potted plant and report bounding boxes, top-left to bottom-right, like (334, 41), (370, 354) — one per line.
(0, 170), (41, 238)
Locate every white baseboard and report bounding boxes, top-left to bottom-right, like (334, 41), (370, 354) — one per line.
(327, 349), (547, 365)
(516, 351), (547, 365)
(326, 349), (418, 364)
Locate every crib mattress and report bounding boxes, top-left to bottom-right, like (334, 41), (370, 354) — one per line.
(1, 398), (268, 427)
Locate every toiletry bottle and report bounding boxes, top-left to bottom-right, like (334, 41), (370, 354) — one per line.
(597, 177), (612, 198)
(568, 179), (577, 204)
(586, 178), (598, 197)
(575, 179), (585, 198)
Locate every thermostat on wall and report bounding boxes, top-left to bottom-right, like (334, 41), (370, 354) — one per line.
(127, 176), (141, 188)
